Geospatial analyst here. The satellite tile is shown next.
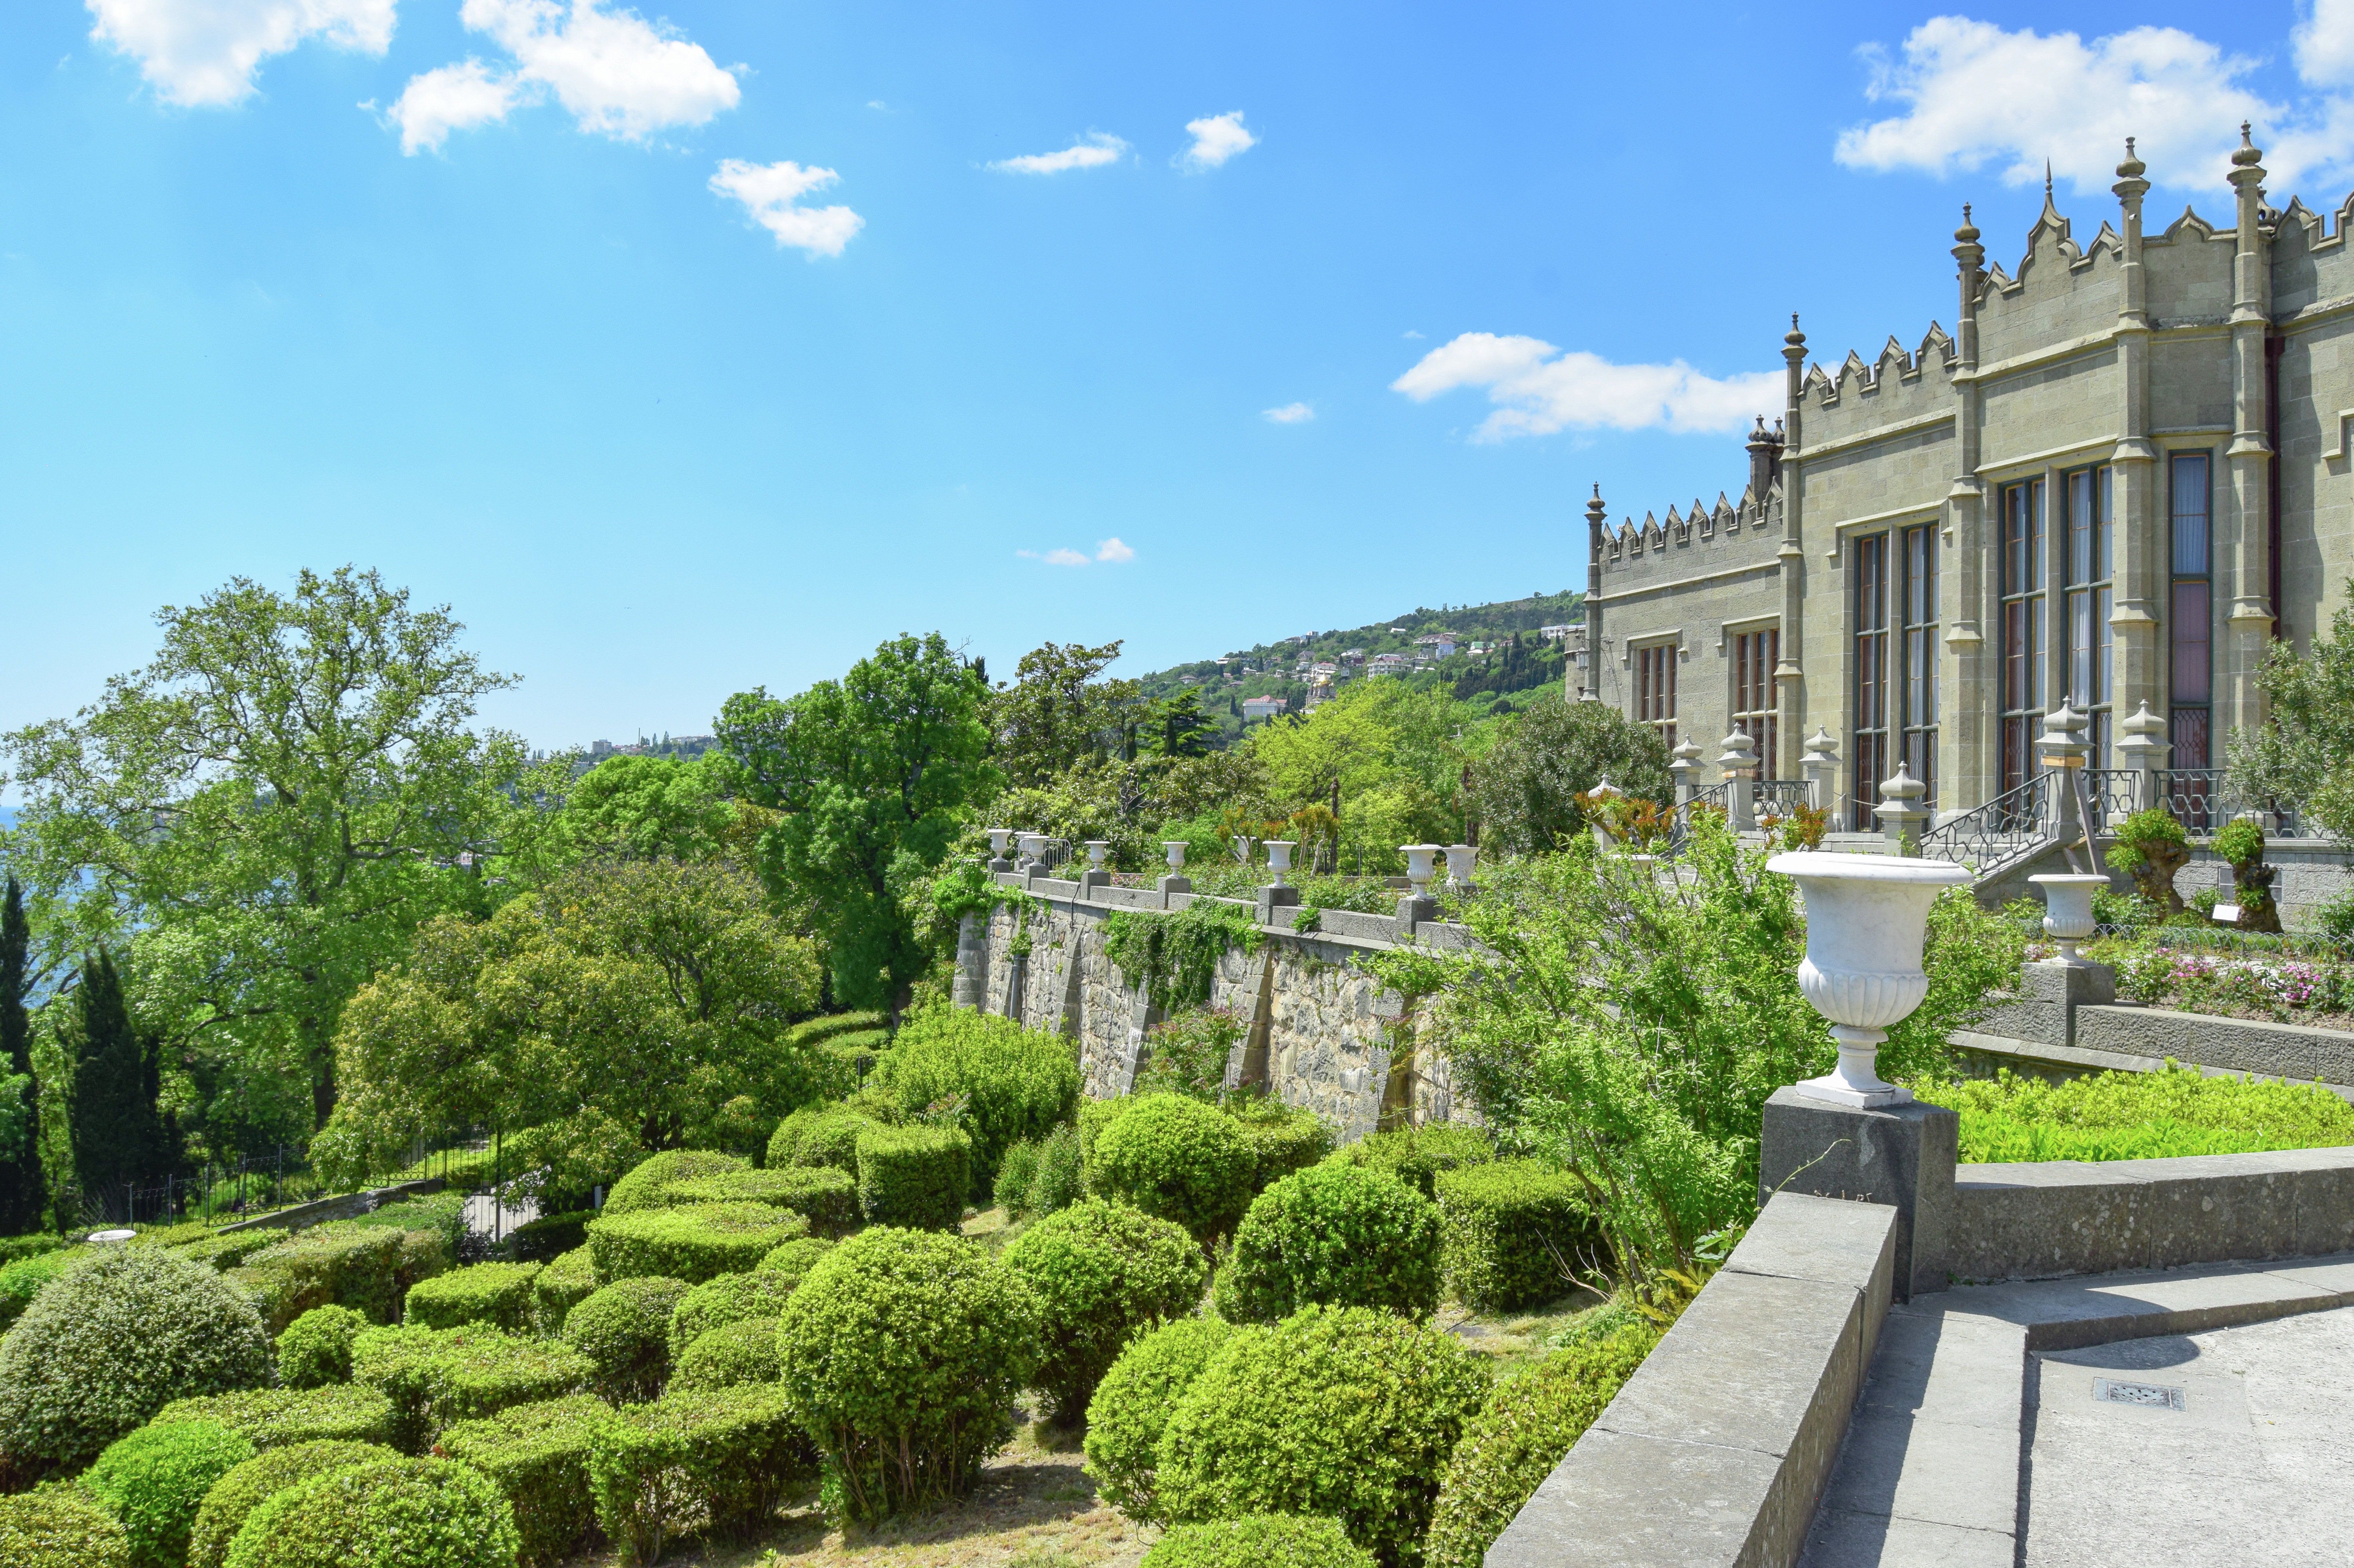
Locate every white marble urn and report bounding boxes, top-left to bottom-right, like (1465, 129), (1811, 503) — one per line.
(1085, 840), (1111, 871)
(1162, 840), (1189, 872)
(1766, 850), (1969, 1107)
(1443, 844), (1477, 890)
(1401, 844), (1442, 895)
(987, 828), (1013, 858)
(1263, 840), (1297, 886)
(2029, 873), (2107, 963)
(1018, 833), (1047, 866)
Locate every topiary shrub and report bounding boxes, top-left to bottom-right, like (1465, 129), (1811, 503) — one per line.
(585, 1202), (807, 1285)
(403, 1262), (543, 1333)
(163, 1230), (289, 1275)
(993, 1136), (1042, 1215)
(1321, 1124), (1493, 1199)
(0, 1233), (65, 1266)
(775, 1226), (1040, 1523)
(2106, 807), (2193, 914)
(853, 1126), (971, 1230)
(1422, 1324), (1658, 1568)
(531, 1247), (597, 1336)
(587, 1384), (815, 1562)
(1027, 1122), (1085, 1214)
(757, 1235), (835, 1280)
(1434, 1161), (1602, 1314)
(0, 1245), (273, 1479)
(0, 1484), (132, 1568)
(230, 1223), (431, 1334)
(1000, 1198), (1206, 1421)
(352, 1325), (594, 1453)
(1156, 1305), (1492, 1567)
(1089, 1094), (1257, 1247)
(0, 1247), (82, 1332)
(875, 1004), (1081, 1191)
(1081, 1315), (1233, 1523)
(150, 1384), (396, 1449)
(672, 1318), (782, 1391)
(766, 1104), (884, 1175)
(1143, 1514), (1378, 1568)
(666, 1166), (860, 1237)
(1233, 1102), (1336, 1193)
(561, 1276), (691, 1402)
(220, 1455), (521, 1568)
(277, 1304), (369, 1389)
(188, 1442), (393, 1568)
(1215, 1164), (1441, 1324)
(601, 1149), (748, 1217)
(667, 1261), (816, 1358)
(82, 1420), (256, 1568)
(502, 1210), (592, 1264)
(435, 1394), (614, 1568)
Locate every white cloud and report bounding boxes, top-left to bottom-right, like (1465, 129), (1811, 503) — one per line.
(2298, 0), (2354, 87)
(1095, 537), (1134, 562)
(1262, 402), (1314, 424)
(1401, 329), (1424, 339)
(1178, 110), (1256, 171)
(708, 159), (863, 256)
(1391, 333), (1782, 442)
(1017, 539), (1133, 567)
(387, 58), (524, 153)
(88, 0), (394, 108)
(990, 133), (1126, 174)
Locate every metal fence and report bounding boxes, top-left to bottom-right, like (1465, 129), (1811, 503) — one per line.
(67, 1128), (489, 1231)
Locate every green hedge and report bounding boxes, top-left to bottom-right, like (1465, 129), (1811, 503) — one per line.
(1081, 1316), (1233, 1523)
(0, 1484), (132, 1568)
(161, 1231), (282, 1274)
(1143, 1515), (1378, 1568)
(403, 1261), (543, 1333)
(587, 1384), (814, 1562)
(83, 1419), (257, 1568)
(502, 1210), (593, 1264)
(0, 1232), (65, 1265)
(1434, 1160), (1600, 1313)
(1000, 1198), (1206, 1421)
(1234, 1103), (1336, 1192)
(531, 1247), (597, 1336)
(854, 1126), (971, 1230)
(437, 1394), (615, 1568)
(1423, 1323), (1658, 1568)
(602, 1149), (747, 1216)
(787, 1010), (890, 1049)
(765, 1104), (885, 1174)
(351, 1325), (593, 1452)
(186, 1440), (394, 1568)
(666, 1166), (860, 1237)
(150, 1384), (396, 1449)
(0, 1247), (81, 1331)
(672, 1318), (781, 1392)
(667, 1260), (814, 1357)
(229, 1220), (448, 1334)
(1322, 1124), (1493, 1199)
(1088, 1094), (1256, 1245)
(276, 1304), (369, 1389)
(875, 1004), (1080, 1191)
(221, 1456), (521, 1568)
(585, 1202), (808, 1285)
(1216, 1164), (1441, 1323)
(561, 1276), (690, 1402)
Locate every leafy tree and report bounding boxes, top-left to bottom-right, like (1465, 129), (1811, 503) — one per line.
(989, 640), (1144, 785)
(2232, 575), (2354, 846)
(0, 569), (551, 1131)
(0, 879), (42, 1230)
(716, 632), (999, 1011)
(1466, 692), (1674, 855)
(68, 951), (177, 1211)
(544, 753), (754, 866)
(1144, 691), (1218, 759)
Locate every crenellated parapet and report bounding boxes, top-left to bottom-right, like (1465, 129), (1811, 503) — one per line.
(1598, 483), (1781, 571)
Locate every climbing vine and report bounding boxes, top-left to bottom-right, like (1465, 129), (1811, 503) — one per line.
(1102, 899), (1263, 1014)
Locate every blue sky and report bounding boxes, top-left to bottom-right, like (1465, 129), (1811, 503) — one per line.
(4, 1), (2351, 759)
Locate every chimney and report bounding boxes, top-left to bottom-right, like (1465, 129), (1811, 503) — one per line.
(1745, 416), (1783, 498)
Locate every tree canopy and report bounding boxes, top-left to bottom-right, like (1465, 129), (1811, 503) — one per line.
(2233, 575), (2354, 846)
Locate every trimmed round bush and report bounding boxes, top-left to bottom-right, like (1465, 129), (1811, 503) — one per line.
(1088, 1094), (1257, 1245)
(82, 1420), (256, 1568)
(585, 1202), (807, 1285)
(775, 1226), (1041, 1522)
(1233, 1102), (1335, 1193)
(1000, 1198), (1206, 1421)
(853, 1125), (970, 1230)
(221, 1455), (521, 1568)
(586, 1384), (813, 1563)
(562, 1276), (691, 1402)
(530, 1247), (597, 1336)
(668, 1262), (814, 1358)
(601, 1149), (747, 1216)
(758, 1235), (835, 1279)
(1215, 1164), (1441, 1324)
(436, 1394), (613, 1568)
(993, 1136), (1043, 1213)
(765, 1104), (883, 1174)
(1156, 1304), (1492, 1568)
(0, 1247), (83, 1332)
(352, 1325), (595, 1452)
(0, 1245), (272, 1477)
(875, 1004), (1081, 1188)
(1423, 1324), (1658, 1568)
(1082, 1315), (1233, 1522)
(403, 1261), (542, 1332)
(1434, 1160), (1603, 1314)
(278, 1304), (369, 1389)
(0, 1484), (132, 1568)
(187, 1441), (395, 1568)
(151, 1384), (397, 1449)
(1144, 1514), (1378, 1568)
(667, 1166), (860, 1237)
(672, 1318), (781, 1391)
(1322, 1124), (1493, 1199)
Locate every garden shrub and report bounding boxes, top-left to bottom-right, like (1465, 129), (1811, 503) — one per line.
(1322, 1124), (1494, 1199)
(163, 1231), (283, 1274)
(502, 1210), (592, 1264)
(1088, 1094), (1257, 1246)
(876, 1004), (1081, 1191)
(0, 1245), (273, 1479)
(1077, 1094), (1131, 1170)
(403, 1261), (543, 1333)
(1081, 1316), (1233, 1522)
(230, 1220), (447, 1334)
(562, 1276), (691, 1402)
(1434, 1161), (1600, 1314)
(854, 1125), (971, 1230)
(1233, 1101), (1335, 1192)
(435, 1394), (614, 1568)
(601, 1149), (748, 1217)
(352, 1325), (594, 1452)
(2107, 808), (2193, 914)
(1143, 1514), (1378, 1568)
(666, 1166), (859, 1237)
(765, 1104), (885, 1174)
(1156, 1305), (1492, 1568)
(186, 1441), (394, 1568)
(1000, 1198), (1207, 1421)
(775, 1226), (1040, 1523)
(587, 1384), (814, 1562)
(994, 1135), (1042, 1213)
(0, 1247), (80, 1331)
(1000, 1124), (1085, 1217)
(531, 1246), (597, 1336)
(0, 1232), (63, 1266)
(0, 1484), (131, 1568)
(151, 1384), (396, 1449)
(1422, 1323), (1658, 1568)
(1216, 1163), (1442, 1323)
(585, 1202), (807, 1285)
(220, 1455), (520, 1568)
(1916, 1064), (2354, 1162)
(672, 1318), (782, 1391)
(277, 1304), (369, 1389)
(82, 1419), (256, 1568)
(668, 1259), (817, 1356)
(756, 1235), (835, 1281)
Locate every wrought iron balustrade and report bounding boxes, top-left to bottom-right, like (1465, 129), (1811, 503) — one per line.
(2152, 769), (2300, 838)
(1752, 780), (1815, 820)
(2083, 768), (2138, 831)
(1914, 771), (2052, 874)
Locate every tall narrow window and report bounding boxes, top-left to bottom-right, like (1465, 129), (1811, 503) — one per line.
(1634, 642), (1677, 749)
(1900, 523), (1939, 807)
(1732, 628), (1778, 775)
(1853, 532), (1890, 826)
(2065, 466), (2114, 764)
(2169, 453), (2211, 768)
(2000, 479), (2047, 792)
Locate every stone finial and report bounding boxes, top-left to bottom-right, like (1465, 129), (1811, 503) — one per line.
(2233, 122), (2263, 167)
(1954, 203), (1979, 244)
(1786, 313), (1805, 349)
(1585, 484), (1608, 527)
(1799, 726), (1839, 767)
(2037, 698), (2089, 769)
(1876, 763), (1930, 854)
(1716, 729), (1758, 779)
(2044, 159), (2054, 199)
(2117, 137), (2146, 180)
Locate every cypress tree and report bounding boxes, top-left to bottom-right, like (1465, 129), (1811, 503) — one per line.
(70, 950), (173, 1215)
(0, 878), (43, 1234)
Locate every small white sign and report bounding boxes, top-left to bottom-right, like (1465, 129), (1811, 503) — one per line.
(2211, 904), (2241, 923)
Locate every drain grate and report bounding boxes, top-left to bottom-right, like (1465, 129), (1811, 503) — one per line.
(2092, 1378), (2185, 1411)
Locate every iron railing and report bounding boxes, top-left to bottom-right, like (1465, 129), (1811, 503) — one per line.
(1915, 771), (2053, 874)
(1752, 780), (1815, 819)
(2083, 768), (2138, 831)
(2153, 768), (2301, 838)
